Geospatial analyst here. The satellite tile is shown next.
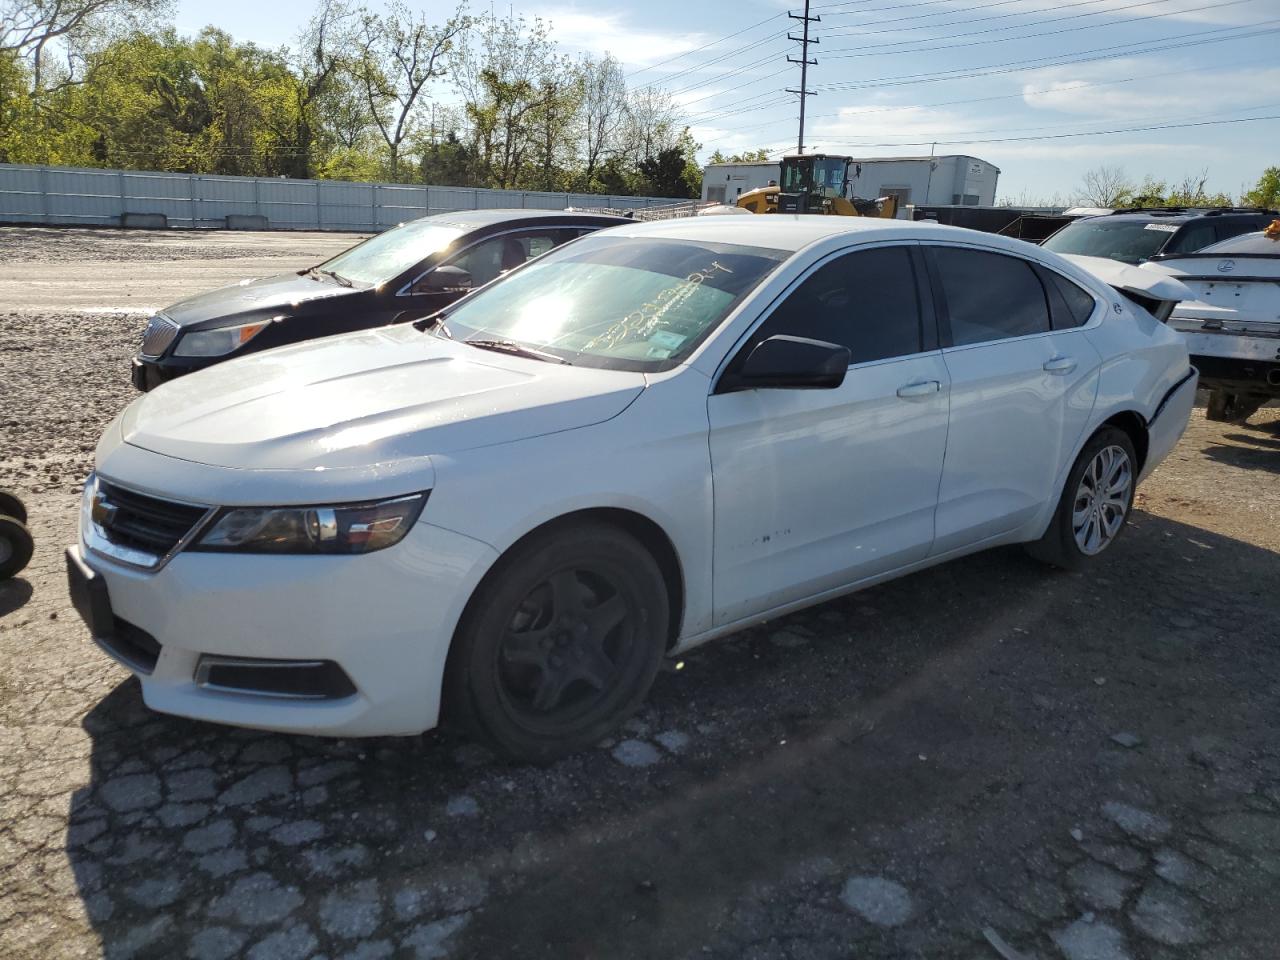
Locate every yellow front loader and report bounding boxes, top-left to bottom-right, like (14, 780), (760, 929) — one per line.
(736, 154), (898, 218)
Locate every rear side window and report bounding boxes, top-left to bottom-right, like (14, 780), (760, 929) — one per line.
(751, 246), (924, 364)
(1214, 218), (1262, 244)
(1045, 272), (1097, 328)
(930, 247), (1050, 346)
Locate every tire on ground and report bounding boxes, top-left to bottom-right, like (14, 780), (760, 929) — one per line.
(0, 516), (34, 580)
(444, 520), (669, 763)
(1026, 426), (1138, 572)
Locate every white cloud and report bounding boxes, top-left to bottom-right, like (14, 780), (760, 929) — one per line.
(527, 8), (707, 68)
(1020, 61), (1280, 120)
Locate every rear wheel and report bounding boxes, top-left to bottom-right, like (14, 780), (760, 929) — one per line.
(445, 522), (669, 763)
(0, 516), (34, 580)
(1026, 427), (1137, 571)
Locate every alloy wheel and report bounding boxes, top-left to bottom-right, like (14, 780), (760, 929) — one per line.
(1072, 444), (1133, 556)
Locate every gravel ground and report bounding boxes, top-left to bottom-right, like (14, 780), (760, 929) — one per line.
(2, 227), (1280, 960)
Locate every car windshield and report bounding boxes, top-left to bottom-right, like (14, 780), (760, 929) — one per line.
(316, 219), (465, 285)
(440, 235), (789, 371)
(1042, 218), (1178, 264)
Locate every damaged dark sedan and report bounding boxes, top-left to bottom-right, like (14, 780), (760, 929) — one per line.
(131, 209), (630, 391)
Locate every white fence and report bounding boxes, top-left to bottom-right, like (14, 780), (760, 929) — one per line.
(0, 163), (683, 232)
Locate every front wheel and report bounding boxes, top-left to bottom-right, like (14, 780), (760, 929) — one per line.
(445, 522), (669, 763)
(0, 516), (34, 580)
(1026, 427), (1137, 571)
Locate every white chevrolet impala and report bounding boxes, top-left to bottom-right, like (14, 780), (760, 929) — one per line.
(68, 217), (1197, 760)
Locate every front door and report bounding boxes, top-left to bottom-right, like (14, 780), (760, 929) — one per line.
(708, 244), (949, 625)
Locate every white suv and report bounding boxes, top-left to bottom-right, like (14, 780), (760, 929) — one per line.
(68, 217), (1197, 761)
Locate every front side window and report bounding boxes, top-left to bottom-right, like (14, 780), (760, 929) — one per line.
(440, 235), (788, 372)
(1042, 218), (1176, 264)
(747, 247), (923, 364)
(445, 230), (569, 286)
(931, 247), (1050, 346)
(318, 219), (464, 285)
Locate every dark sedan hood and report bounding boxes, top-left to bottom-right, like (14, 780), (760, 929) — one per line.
(161, 272), (366, 327)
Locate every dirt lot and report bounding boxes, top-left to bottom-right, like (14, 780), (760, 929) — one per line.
(2, 227), (1279, 960)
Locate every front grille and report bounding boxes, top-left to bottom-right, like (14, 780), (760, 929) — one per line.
(139, 315), (180, 357)
(95, 480), (208, 558)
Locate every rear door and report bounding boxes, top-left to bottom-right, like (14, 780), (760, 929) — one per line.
(924, 244), (1102, 554)
(708, 244), (949, 624)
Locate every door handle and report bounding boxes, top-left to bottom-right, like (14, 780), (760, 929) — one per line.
(1043, 356), (1077, 375)
(896, 380), (941, 399)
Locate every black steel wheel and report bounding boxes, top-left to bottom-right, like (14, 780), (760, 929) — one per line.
(446, 521), (669, 762)
(0, 491), (27, 526)
(0, 516), (34, 581)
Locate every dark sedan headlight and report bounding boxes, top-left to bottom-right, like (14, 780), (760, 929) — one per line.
(190, 494), (428, 554)
(172, 319), (273, 357)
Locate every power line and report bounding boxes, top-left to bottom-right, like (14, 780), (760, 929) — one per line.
(703, 54), (1276, 134)
(789, 111), (1280, 150)
(819, 0), (1260, 59)
(813, 20), (1280, 90)
(625, 13), (785, 80)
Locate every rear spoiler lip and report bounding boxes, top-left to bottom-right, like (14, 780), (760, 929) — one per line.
(1061, 254), (1193, 304)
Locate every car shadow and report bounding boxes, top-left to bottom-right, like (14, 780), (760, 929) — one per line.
(0, 577), (33, 619)
(1203, 431), (1280, 473)
(61, 510), (1280, 959)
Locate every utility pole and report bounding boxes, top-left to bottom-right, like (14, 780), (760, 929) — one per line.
(786, 0), (819, 155)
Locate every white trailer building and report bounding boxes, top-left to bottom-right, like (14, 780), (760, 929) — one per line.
(701, 155), (1000, 210)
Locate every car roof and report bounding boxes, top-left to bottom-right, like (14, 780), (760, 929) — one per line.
(416, 208), (631, 230)
(1101, 209), (1271, 224)
(600, 214), (987, 252)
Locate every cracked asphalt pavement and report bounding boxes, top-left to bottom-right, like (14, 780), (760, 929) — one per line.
(2, 227), (1280, 960)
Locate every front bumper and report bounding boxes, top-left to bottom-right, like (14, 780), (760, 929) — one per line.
(132, 355), (211, 392)
(68, 520), (497, 737)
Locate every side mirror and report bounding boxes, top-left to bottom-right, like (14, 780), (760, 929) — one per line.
(413, 265), (472, 295)
(720, 335), (850, 393)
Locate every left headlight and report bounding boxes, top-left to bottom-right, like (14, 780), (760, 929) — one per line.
(173, 319), (272, 357)
(189, 493), (428, 555)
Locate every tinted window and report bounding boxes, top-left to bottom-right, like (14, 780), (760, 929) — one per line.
(1166, 221), (1217, 254)
(447, 229), (569, 286)
(932, 247), (1050, 346)
(751, 247), (923, 364)
(1042, 219), (1175, 264)
(1047, 272), (1096, 328)
(1214, 218), (1262, 244)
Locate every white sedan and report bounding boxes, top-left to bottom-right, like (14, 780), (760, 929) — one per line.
(67, 217), (1197, 760)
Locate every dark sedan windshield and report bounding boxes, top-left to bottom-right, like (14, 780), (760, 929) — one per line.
(1042, 218), (1176, 264)
(318, 219), (464, 285)
(440, 235), (788, 371)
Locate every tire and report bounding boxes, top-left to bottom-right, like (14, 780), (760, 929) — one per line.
(0, 491), (27, 526)
(1026, 427), (1138, 571)
(0, 516), (34, 580)
(444, 521), (669, 763)
(1205, 390), (1264, 424)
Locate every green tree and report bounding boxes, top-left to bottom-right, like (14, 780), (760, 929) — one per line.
(1243, 167), (1280, 209)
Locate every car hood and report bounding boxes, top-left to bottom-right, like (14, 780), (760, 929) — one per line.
(162, 272), (364, 326)
(120, 325), (647, 471)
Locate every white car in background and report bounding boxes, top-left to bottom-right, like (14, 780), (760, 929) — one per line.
(67, 217), (1197, 761)
(1145, 226), (1280, 423)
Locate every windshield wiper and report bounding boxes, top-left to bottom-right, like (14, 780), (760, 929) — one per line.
(316, 268), (353, 288)
(464, 338), (568, 364)
(413, 313), (453, 338)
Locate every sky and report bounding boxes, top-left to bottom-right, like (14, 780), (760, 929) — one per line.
(174, 0), (1280, 203)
